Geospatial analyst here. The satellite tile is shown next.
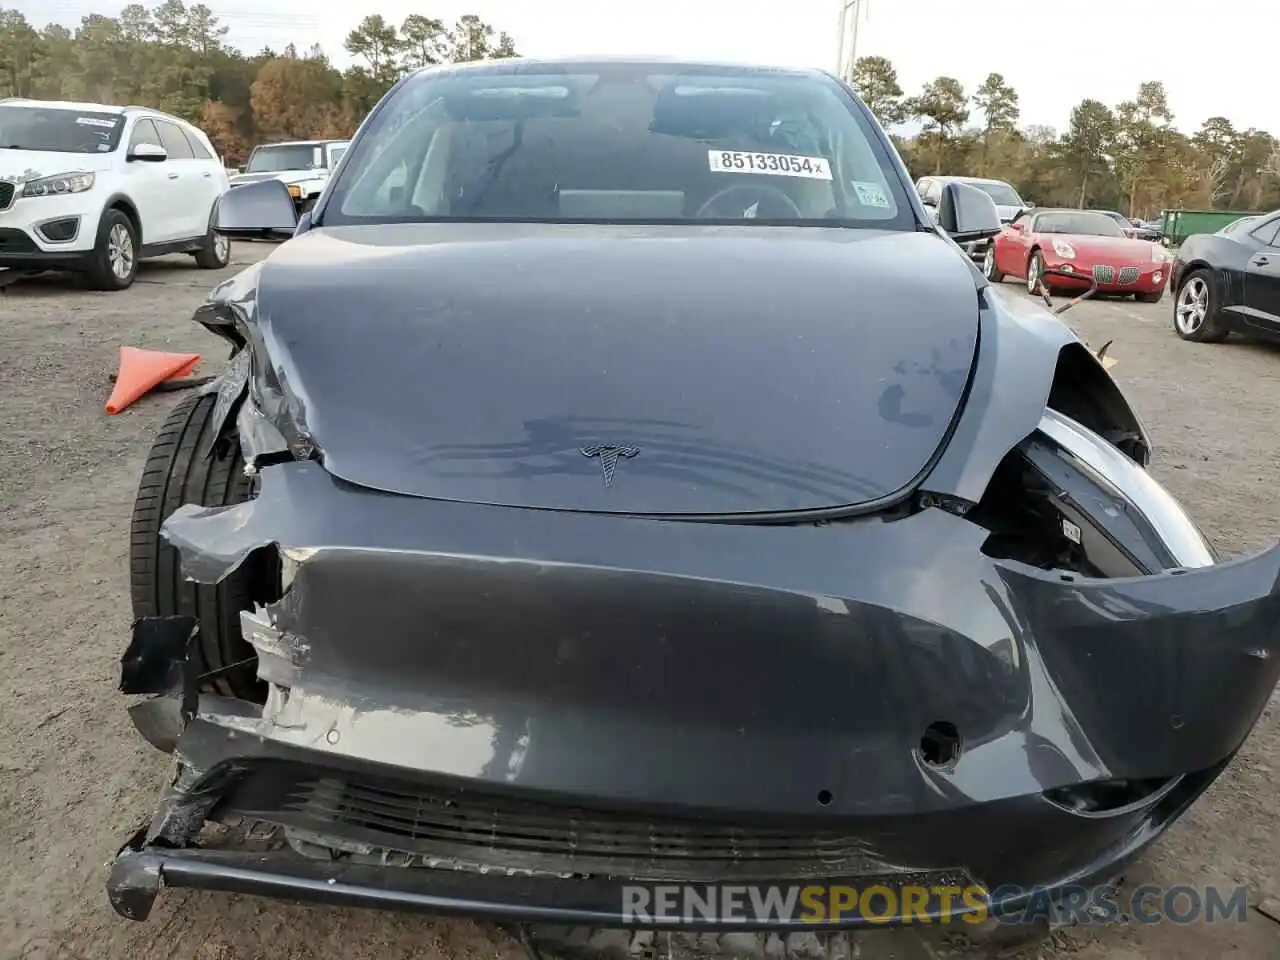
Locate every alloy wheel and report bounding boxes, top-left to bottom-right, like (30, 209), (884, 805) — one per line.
(108, 223), (135, 281)
(1175, 277), (1208, 335)
(214, 232), (231, 264)
(982, 247), (995, 279)
(1026, 255), (1040, 294)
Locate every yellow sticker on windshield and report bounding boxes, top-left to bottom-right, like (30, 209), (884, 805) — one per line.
(708, 150), (832, 181)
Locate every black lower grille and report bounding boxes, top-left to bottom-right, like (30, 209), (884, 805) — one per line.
(0, 180), (13, 211)
(1117, 267), (1140, 285)
(0, 228), (37, 254)
(225, 762), (884, 881)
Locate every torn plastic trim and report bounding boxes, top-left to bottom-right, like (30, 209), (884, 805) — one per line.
(206, 348), (250, 447)
(120, 616), (201, 753)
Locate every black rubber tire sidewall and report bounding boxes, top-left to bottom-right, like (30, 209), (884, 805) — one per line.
(129, 391), (265, 700)
(86, 208), (138, 291)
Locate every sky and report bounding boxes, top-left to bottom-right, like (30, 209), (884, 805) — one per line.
(14, 0), (1277, 134)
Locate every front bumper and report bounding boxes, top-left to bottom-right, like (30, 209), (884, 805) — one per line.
(0, 191), (98, 269)
(110, 444), (1280, 926)
(1042, 258), (1170, 294)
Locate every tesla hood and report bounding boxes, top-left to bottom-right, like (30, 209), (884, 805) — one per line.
(245, 223), (981, 516)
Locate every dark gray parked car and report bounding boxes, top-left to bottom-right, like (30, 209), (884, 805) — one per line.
(916, 175), (1029, 261)
(110, 57), (1280, 947)
(1096, 209), (1161, 242)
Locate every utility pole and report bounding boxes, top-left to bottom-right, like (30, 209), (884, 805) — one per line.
(834, 0), (867, 82)
(835, 0), (850, 77)
(849, 0), (863, 72)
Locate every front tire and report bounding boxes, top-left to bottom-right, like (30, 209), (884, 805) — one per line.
(1026, 250), (1047, 296)
(982, 244), (1004, 282)
(193, 221), (231, 270)
(1173, 269), (1227, 342)
(129, 391), (270, 701)
(86, 208), (139, 291)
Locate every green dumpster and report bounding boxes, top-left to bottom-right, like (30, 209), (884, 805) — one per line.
(1160, 209), (1264, 246)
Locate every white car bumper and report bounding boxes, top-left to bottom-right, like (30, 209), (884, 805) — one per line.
(0, 188), (101, 269)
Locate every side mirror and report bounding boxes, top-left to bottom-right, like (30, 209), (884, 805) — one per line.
(213, 178), (299, 241)
(937, 181), (1001, 243)
(128, 142), (167, 163)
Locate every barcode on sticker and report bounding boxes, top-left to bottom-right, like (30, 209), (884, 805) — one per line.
(708, 150), (832, 181)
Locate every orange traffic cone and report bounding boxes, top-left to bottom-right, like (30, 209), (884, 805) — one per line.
(105, 347), (201, 415)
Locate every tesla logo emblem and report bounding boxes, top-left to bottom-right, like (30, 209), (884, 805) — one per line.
(580, 443), (639, 487)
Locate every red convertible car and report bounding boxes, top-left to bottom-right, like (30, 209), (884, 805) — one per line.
(984, 208), (1172, 302)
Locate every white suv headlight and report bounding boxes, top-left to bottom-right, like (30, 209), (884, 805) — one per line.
(22, 172), (96, 198)
(1052, 238), (1076, 258)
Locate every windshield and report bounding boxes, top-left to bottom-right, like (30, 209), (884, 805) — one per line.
(323, 62), (913, 228)
(246, 143), (321, 173)
(971, 181), (1022, 206)
(0, 105), (124, 154)
(1033, 211), (1125, 237)
(1220, 216), (1259, 235)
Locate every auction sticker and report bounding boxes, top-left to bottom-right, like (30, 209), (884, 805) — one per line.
(851, 180), (891, 208)
(76, 117), (118, 128)
(708, 150), (832, 181)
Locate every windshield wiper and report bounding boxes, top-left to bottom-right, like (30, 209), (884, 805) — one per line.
(1, 144), (26, 149)
(457, 122), (524, 216)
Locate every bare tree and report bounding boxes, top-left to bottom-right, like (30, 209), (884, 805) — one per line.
(1207, 155), (1232, 205)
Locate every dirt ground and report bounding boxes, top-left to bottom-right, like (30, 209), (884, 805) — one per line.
(1, 248), (1278, 960)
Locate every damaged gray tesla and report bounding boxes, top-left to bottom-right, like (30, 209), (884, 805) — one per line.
(111, 57), (1280, 940)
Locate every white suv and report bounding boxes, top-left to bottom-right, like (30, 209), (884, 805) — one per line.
(0, 98), (232, 291)
(229, 139), (349, 215)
